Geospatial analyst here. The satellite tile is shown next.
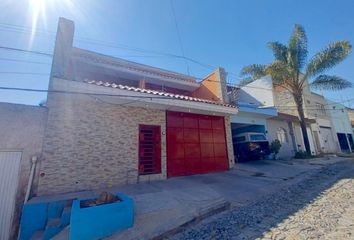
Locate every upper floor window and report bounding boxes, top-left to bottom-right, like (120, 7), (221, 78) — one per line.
(316, 103), (326, 116)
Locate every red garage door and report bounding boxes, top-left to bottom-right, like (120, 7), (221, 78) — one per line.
(167, 111), (229, 177)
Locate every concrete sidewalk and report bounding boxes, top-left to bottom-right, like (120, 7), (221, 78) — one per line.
(31, 156), (350, 240)
(107, 157), (348, 239)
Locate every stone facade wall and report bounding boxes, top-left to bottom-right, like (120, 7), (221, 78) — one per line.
(0, 102), (47, 238)
(273, 89), (299, 117)
(37, 93), (166, 196)
(224, 116), (235, 168)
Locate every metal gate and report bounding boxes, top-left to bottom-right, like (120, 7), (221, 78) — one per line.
(0, 151), (22, 240)
(167, 111), (229, 177)
(139, 125), (161, 175)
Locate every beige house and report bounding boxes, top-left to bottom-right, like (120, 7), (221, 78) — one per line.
(267, 113), (315, 159)
(36, 18), (237, 196)
(273, 81), (339, 154)
(0, 18), (238, 238)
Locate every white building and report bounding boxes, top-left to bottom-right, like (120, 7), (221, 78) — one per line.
(326, 100), (353, 152)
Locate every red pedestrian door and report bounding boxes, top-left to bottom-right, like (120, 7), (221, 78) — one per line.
(167, 111), (229, 177)
(139, 125), (161, 175)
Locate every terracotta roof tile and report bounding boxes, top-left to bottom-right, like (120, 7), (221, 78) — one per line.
(85, 80), (236, 108)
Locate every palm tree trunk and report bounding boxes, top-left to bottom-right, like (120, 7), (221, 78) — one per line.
(294, 94), (312, 156)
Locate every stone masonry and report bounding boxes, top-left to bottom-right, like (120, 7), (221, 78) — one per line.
(37, 90), (235, 196)
(37, 92), (167, 195)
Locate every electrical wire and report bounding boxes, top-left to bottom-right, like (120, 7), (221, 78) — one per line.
(0, 86), (183, 100)
(0, 23), (243, 80)
(0, 24), (351, 106)
(0, 46), (53, 57)
(0, 72), (49, 76)
(169, 0), (190, 75)
(0, 57), (50, 65)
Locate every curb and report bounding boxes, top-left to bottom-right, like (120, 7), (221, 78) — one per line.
(153, 200), (231, 240)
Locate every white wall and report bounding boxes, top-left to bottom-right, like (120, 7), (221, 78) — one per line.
(267, 119), (295, 159)
(240, 76), (274, 107)
(0, 103), (47, 239)
(292, 122), (317, 155)
(326, 100), (353, 134)
(230, 113), (267, 126)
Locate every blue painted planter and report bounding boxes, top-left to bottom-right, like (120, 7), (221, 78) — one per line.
(19, 200), (69, 240)
(70, 193), (134, 240)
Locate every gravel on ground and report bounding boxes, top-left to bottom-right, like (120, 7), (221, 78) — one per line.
(169, 159), (354, 240)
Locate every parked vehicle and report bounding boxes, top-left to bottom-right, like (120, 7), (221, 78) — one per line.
(233, 132), (270, 162)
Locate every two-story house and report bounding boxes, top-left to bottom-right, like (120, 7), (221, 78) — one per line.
(228, 77), (315, 159)
(273, 80), (338, 154)
(35, 18), (237, 196)
(327, 100), (353, 152)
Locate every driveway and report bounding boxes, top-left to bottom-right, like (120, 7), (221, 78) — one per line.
(106, 157), (349, 240)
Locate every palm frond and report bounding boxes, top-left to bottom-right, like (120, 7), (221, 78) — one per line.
(239, 64), (267, 79)
(310, 75), (352, 90)
(288, 24), (308, 71)
(266, 61), (292, 85)
(306, 41), (352, 77)
(267, 42), (288, 63)
(238, 77), (255, 86)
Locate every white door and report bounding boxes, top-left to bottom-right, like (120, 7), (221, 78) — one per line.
(320, 127), (338, 153)
(0, 151), (22, 240)
(306, 127), (316, 155)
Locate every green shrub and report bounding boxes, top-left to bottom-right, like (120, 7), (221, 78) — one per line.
(270, 139), (282, 154)
(294, 150), (312, 159)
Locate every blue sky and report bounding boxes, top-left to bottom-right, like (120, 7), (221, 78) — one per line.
(0, 0), (353, 107)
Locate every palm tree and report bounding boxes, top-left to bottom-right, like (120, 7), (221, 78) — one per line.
(240, 25), (352, 155)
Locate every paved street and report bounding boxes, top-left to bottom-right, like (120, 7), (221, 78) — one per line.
(170, 158), (354, 240)
(45, 156), (354, 240)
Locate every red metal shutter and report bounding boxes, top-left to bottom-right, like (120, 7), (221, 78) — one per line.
(167, 111), (228, 177)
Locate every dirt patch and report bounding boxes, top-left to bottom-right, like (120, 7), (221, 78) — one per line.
(80, 192), (122, 208)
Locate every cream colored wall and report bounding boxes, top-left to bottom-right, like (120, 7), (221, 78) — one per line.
(273, 80), (339, 153)
(292, 122), (318, 155)
(267, 119), (295, 159)
(0, 103), (47, 239)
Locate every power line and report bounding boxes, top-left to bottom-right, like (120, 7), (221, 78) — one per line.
(0, 23), (243, 79)
(0, 85), (347, 112)
(0, 46), (53, 57)
(0, 22), (56, 34)
(169, 0), (190, 75)
(0, 72), (49, 76)
(0, 57), (50, 65)
(0, 25), (350, 100)
(0, 86), (209, 101)
(0, 53), (348, 98)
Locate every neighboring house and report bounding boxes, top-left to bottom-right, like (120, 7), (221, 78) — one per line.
(273, 80), (339, 154)
(326, 100), (353, 152)
(267, 113), (316, 158)
(347, 107), (354, 134)
(227, 77), (277, 160)
(0, 103), (47, 240)
(228, 77), (315, 159)
(35, 18), (237, 196)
